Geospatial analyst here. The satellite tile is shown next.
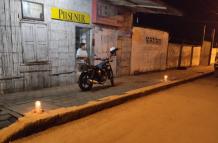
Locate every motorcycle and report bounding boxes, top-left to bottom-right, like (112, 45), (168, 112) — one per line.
(78, 47), (118, 91)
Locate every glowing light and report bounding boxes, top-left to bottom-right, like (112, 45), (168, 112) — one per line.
(35, 101), (42, 113)
(136, 17), (139, 24)
(164, 75), (168, 82)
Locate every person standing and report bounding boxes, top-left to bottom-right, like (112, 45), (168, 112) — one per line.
(76, 42), (89, 81)
(76, 43), (88, 62)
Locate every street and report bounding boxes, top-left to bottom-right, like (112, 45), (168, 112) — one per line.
(1, 0), (218, 143)
(13, 75), (218, 143)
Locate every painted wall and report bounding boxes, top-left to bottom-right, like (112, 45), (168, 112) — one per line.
(117, 37), (132, 76)
(210, 48), (218, 64)
(116, 12), (133, 77)
(131, 27), (169, 74)
(93, 26), (118, 76)
(180, 46), (192, 67)
(167, 44), (201, 68)
(200, 41), (211, 66)
(192, 46), (201, 66)
(92, 0), (123, 27)
(167, 43), (181, 69)
(0, 0), (92, 93)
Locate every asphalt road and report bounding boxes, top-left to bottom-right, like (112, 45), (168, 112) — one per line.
(13, 75), (218, 143)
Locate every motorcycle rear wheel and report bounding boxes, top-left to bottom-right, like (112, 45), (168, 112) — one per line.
(78, 72), (93, 91)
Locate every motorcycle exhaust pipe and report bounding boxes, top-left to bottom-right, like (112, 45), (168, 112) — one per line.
(89, 80), (98, 84)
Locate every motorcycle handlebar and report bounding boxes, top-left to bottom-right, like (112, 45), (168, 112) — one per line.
(94, 57), (113, 62)
(95, 58), (109, 61)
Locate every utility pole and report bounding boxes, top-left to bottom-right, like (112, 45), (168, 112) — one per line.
(208, 28), (216, 65)
(200, 24), (206, 65)
(202, 24), (206, 46)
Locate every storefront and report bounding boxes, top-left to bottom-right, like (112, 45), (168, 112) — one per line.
(0, 0), (92, 93)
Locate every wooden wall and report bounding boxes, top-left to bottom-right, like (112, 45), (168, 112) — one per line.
(0, 0), (92, 93)
(93, 26), (118, 76)
(0, 0), (23, 93)
(93, 8), (133, 77)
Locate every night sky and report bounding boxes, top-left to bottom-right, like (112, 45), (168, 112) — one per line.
(133, 0), (218, 46)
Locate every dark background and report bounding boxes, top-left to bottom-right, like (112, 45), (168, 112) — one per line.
(133, 0), (218, 46)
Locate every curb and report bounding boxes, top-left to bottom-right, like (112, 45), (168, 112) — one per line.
(0, 71), (214, 143)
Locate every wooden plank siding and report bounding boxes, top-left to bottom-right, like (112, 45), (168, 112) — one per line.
(93, 26), (118, 76)
(0, 0), (92, 93)
(0, 0), (23, 93)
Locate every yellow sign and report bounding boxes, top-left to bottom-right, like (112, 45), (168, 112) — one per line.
(51, 7), (90, 24)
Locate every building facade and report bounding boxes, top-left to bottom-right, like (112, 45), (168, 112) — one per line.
(0, 0), (92, 93)
(130, 27), (169, 74)
(1, 0), (214, 94)
(92, 0), (133, 77)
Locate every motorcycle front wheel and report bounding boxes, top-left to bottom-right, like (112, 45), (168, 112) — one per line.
(78, 72), (93, 91)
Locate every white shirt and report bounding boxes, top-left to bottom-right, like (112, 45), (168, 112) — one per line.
(76, 48), (88, 58)
(76, 48), (88, 63)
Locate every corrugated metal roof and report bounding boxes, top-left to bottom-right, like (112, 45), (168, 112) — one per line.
(106, 0), (182, 16)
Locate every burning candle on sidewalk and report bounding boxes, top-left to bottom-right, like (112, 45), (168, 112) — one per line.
(35, 101), (42, 113)
(164, 75), (168, 82)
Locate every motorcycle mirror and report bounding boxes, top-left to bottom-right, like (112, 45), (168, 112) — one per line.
(110, 47), (118, 56)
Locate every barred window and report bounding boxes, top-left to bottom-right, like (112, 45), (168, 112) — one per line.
(22, 0), (44, 21)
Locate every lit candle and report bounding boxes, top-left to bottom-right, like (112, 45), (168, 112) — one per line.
(164, 75), (168, 82)
(35, 101), (42, 113)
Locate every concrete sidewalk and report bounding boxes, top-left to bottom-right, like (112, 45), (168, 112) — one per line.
(0, 66), (214, 130)
(0, 66), (214, 143)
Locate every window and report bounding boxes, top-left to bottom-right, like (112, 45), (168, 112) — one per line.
(21, 23), (48, 63)
(22, 0), (44, 21)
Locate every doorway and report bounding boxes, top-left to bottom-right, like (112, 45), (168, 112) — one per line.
(75, 27), (91, 58)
